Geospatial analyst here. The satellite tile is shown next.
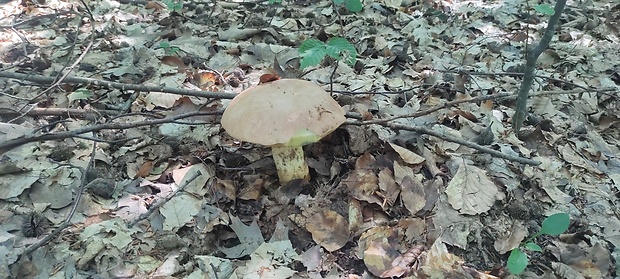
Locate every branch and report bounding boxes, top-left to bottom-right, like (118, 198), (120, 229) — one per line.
(0, 111), (222, 154)
(349, 120), (540, 165)
(512, 0), (567, 132)
(127, 170), (202, 228)
(0, 71), (237, 100)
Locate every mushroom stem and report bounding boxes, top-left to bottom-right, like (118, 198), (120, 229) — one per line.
(271, 146), (309, 183)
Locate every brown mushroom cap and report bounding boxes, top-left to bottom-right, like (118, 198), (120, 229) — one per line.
(221, 79), (346, 147)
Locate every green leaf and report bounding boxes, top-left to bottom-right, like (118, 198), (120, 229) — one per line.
(344, 0), (362, 12)
(333, 0), (344, 5)
(299, 39), (324, 53)
(268, 0), (282, 4)
(541, 213), (570, 236)
(534, 4), (555, 16)
(326, 37), (357, 65)
(67, 88), (92, 103)
(507, 249), (528, 275)
(159, 42), (171, 48)
(524, 242), (542, 252)
(299, 39), (327, 69)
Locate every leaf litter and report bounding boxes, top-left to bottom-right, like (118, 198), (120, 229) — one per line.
(0, 0), (618, 278)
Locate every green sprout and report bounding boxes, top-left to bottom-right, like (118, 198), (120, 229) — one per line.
(159, 42), (180, 56)
(507, 212), (570, 274)
(298, 37), (357, 70)
(162, 0), (183, 12)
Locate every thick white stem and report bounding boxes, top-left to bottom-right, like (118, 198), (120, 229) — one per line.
(271, 146), (309, 183)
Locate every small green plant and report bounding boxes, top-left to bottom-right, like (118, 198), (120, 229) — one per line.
(534, 3), (554, 16)
(333, 0), (362, 12)
(159, 42), (180, 56)
(298, 37), (357, 70)
(162, 0), (183, 12)
(507, 212), (570, 274)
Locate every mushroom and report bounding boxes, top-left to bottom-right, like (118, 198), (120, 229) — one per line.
(221, 79), (346, 183)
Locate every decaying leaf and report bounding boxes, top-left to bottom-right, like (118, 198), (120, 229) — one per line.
(399, 176), (426, 216)
(220, 215), (265, 258)
(388, 142), (426, 165)
(359, 226), (401, 277)
(159, 194), (201, 230)
(445, 163), (499, 215)
(306, 210), (349, 252)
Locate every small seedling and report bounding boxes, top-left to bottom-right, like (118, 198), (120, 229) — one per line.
(162, 0), (183, 13)
(298, 37), (357, 70)
(159, 42), (180, 56)
(507, 212), (570, 274)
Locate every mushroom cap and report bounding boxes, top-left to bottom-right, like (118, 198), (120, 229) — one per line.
(221, 79), (346, 147)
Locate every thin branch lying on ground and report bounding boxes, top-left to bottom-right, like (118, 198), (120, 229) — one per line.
(360, 88), (615, 125)
(128, 170), (202, 228)
(0, 107), (121, 118)
(0, 71), (237, 100)
(348, 120), (541, 165)
(12, 2), (96, 123)
(20, 141), (96, 257)
(443, 70), (603, 94)
(0, 111), (222, 154)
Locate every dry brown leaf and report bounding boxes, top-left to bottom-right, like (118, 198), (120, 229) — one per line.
(493, 220), (527, 254)
(377, 168), (399, 208)
(343, 153), (382, 206)
(445, 163), (498, 215)
(134, 160), (154, 179)
(380, 245), (425, 278)
(388, 142), (425, 165)
(306, 210), (349, 252)
(238, 178), (264, 200)
(393, 160), (414, 185)
(348, 199), (364, 235)
(160, 56), (186, 69)
(359, 227), (401, 277)
(400, 176), (426, 216)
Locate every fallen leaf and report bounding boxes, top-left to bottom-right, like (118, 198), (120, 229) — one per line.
(388, 142), (426, 164)
(445, 163), (499, 215)
(220, 215), (264, 258)
(400, 176), (426, 216)
(306, 210), (349, 252)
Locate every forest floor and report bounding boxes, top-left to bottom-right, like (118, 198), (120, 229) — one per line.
(0, 0), (619, 278)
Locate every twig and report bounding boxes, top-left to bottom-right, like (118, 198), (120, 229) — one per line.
(20, 141), (97, 257)
(12, 3), (96, 123)
(0, 71), (237, 100)
(360, 88), (614, 125)
(348, 120), (541, 165)
(0, 111), (223, 154)
(128, 170), (202, 227)
(0, 107), (121, 118)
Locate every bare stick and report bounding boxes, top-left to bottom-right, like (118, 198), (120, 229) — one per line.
(348, 120), (540, 165)
(0, 111), (222, 154)
(0, 71), (237, 100)
(128, 170), (202, 228)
